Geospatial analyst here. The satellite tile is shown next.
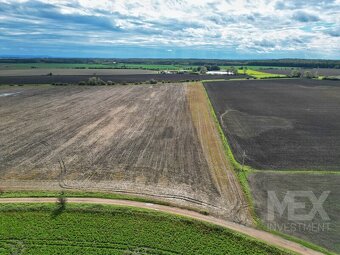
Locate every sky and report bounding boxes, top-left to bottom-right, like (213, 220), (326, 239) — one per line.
(0, 0), (339, 59)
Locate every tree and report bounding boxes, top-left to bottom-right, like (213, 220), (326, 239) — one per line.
(206, 65), (220, 71)
(229, 66), (238, 75)
(199, 66), (207, 74)
(87, 77), (106, 85)
(290, 69), (302, 78)
(304, 71), (314, 79)
(57, 191), (67, 208)
(191, 67), (199, 72)
(148, 79), (158, 84)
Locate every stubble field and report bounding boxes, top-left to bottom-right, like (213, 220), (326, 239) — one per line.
(0, 83), (250, 224)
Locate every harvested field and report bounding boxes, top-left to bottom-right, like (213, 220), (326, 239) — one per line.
(0, 74), (248, 85)
(0, 68), (157, 76)
(0, 83), (250, 224)
(248, 172), (340, 254)
(263, 68), (340, 76)
(204, 79), (340, 170)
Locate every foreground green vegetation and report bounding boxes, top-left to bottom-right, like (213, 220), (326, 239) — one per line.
(0, 203), (291, 255)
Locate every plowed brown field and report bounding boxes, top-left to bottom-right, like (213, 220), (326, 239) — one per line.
(0, 83), (251, 224)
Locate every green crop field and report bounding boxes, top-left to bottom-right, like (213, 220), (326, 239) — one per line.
(0, 203), (291, 255)
(219, 65), (289, 70)
(237, 69), (287, 78)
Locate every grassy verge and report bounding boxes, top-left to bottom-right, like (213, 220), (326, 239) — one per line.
(0, 203), (293, 255)
(253, 169), (340, 175)
(267, 228), (336, 255)
(0, 190), (164, 202)
(253, 209), (336, 255)
(322, 75), (340, 80)
(0, 84), (54, 89)
(202, 84), (253, 173)
(0, 190), (211, 215)
(201, 83), (256, 222)
(201, 79), (228, 82)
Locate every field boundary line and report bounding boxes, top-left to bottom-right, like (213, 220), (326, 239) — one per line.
(252, 169), (340, 175)
(187, 82), (253, 225)
(203, 77), (299, 83)
(199, 82), (260, 224)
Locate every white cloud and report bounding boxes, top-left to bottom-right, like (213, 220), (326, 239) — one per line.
(0, 0), (339, 58)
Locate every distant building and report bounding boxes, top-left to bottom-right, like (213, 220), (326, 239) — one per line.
(206, 71), (234, 75)
(160, 70), (189, 74)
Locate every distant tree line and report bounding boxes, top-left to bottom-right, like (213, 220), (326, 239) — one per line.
(1, 58), (339, 69)
(192, 65), (220, 73)
(76, 77), (160, 86)
(290, 70), (318, 79)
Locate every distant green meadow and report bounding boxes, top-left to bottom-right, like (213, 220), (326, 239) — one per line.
(0, 62), (290, 72)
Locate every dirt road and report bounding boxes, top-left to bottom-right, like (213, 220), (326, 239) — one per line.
(0, 197), (323, 255)
(187, 83), (252, 225)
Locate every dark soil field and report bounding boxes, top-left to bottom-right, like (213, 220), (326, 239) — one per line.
(263, 68), (340, 76)
(0, 68), (157, 76)
(248, 172), (340, 253)
(0, 84), (251, 224)
(0, 74), (248, 85)
(204, 79), (340, 170)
